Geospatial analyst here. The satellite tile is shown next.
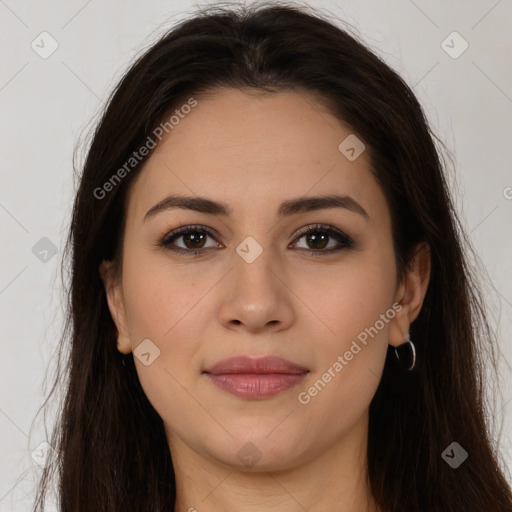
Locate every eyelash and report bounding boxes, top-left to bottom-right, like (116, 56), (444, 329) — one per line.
(159, 223), (354, 257)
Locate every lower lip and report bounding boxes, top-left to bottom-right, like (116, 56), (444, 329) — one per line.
(205, 372), (308, 399)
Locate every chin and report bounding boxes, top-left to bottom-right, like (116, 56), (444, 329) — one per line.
(204, 427), (311, 471)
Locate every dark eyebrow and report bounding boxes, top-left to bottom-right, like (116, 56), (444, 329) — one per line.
(278, 194), (369, 219)
(144, 194), (369, 221)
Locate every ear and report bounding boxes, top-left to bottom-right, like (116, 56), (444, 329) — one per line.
(388, 242), (431, 348)
(99, 260), (132, 355)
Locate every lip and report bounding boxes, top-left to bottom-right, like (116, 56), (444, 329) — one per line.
(203, 356), (309, 400)
(203, 355), (309, 375)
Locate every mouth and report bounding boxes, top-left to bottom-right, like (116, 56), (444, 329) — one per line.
(202, 355), (310, 400)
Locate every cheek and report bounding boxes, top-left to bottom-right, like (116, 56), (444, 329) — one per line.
(120, 253), (212, 423)
(122, 244), (209, 341)
(295, 293), (392, 444)
(300, 248), (396, 351)
(294, 245), (396, 408)
(120, 248), (217, 401)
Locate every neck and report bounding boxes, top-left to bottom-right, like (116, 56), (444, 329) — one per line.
(169, 411), (379, 512)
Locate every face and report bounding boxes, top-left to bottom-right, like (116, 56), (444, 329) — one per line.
(101, 87), (426, 472)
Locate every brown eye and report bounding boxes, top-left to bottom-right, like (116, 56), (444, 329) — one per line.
(161, 225), (221, 255)
(179, 231), (207, 249)
(291, 224), (353, 255)
(302, 231), (329, 250)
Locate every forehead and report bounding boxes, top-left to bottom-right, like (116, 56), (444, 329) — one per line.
(125, 88), (388, 225)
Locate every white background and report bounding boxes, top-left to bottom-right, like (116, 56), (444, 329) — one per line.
(0, 0), (511, 509)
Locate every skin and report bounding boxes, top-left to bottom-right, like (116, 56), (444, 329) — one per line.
(100, 87), (430, 512)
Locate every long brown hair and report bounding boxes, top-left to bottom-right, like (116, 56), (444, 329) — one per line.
(31, 2), (512, 510)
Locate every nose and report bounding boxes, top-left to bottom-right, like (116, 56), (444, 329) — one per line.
(217, 245), (295, 334)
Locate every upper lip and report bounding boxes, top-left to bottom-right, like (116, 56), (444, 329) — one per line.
(203, 356), (309, 375)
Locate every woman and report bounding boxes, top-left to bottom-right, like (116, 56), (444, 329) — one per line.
(32, 2), (512, 511)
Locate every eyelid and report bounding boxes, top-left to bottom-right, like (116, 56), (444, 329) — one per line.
(162, 223), (218, 240)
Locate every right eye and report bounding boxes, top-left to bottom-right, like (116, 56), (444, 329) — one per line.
(160, 225), (223, 256)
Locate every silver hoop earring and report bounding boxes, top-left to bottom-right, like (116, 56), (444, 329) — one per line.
(393, 332), (416, 371)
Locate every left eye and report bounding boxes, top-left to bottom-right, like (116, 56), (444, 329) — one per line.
(292, 225), (353, 253)
(160, 224), (353, 256)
